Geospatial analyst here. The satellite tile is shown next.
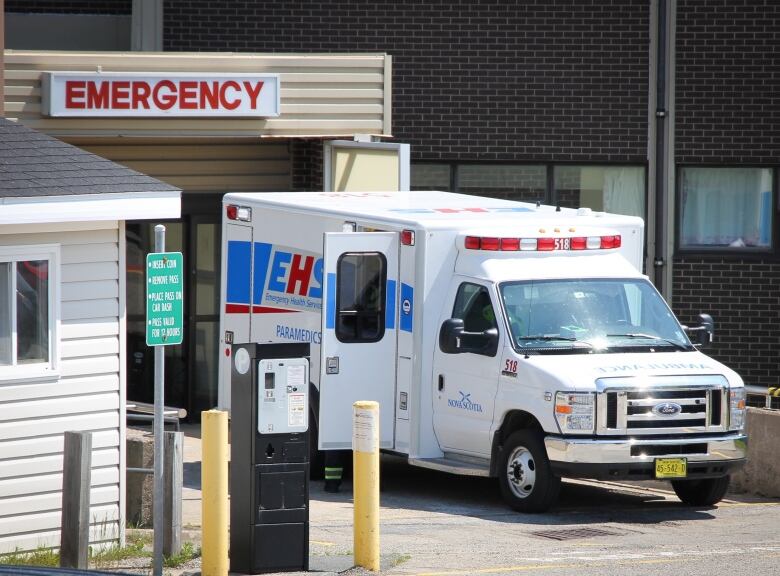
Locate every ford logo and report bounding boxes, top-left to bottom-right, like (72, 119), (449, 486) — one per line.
(652, 402), (682, 417)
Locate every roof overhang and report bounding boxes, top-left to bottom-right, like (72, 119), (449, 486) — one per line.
(0, 191), (181, 225)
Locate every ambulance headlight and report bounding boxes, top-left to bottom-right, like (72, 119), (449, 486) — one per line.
(555, 392), (595, 434)
(729, 387), (746, 430)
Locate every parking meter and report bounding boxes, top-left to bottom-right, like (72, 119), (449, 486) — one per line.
(230, 342), (310, 574)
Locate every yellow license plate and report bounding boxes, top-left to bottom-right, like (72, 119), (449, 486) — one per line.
(655, 458), (687, 479)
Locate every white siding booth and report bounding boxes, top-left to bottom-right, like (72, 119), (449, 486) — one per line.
(0, 118), (180, 554)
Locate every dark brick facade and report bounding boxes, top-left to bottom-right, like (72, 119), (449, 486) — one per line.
(673, 256), (780, 386)
(673, 1), (780, 387)
(290, 139), (323, 192)
(676, 0), (780, 165)
(163, 0), (650, 164)
(5, 0), (130, 14)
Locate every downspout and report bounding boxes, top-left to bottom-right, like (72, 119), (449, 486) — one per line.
(653, 0), (668, 292)
(652, 0), (676, 300)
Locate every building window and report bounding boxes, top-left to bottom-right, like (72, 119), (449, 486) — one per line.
(336, 252), (386, 343)
(411, 164), (451, 191)
(411, 162), (647, 220)
(457, 165), (546, 203)
(554, 165), (645, 218)
(680, 167), (773, 249)
(0, 245), (59, 377)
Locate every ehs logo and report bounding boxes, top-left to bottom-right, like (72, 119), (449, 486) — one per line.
(447, 391), (484, 413)
(226, 241), (323, 313)
(257, 243), (323, 311)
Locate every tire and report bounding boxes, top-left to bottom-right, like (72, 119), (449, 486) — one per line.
(671, 475), (730, 506)
(498, 430), (561, 513)
(309, 410), (324, 480)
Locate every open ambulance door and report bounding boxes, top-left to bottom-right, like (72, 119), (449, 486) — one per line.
(219, 222), (253, 412)
(319, 232), (399, 449)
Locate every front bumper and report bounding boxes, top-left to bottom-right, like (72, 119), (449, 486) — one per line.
(545, 433), (747, 480)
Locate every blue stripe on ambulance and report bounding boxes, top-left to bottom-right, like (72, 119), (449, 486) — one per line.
(386, 279), (396, 330)
(226, 240), (251, 305)
(326, 272), (336, 329)
(252, 242), (273, 306)
(400, 283), (414, 333)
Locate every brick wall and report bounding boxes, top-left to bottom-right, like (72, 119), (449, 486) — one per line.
(673, 257), (780, 387)
(673, 1), (780, 387)
(676, 0), (780, 165)
(5, 0), (130, 14)
(290, 139), (323, 192)
(163, 0), (650, 164)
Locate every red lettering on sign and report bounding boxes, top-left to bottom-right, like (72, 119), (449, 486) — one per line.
(65, 81), (86, 109)
(111, 81), (130, 109)
(86, 82), (109, 108)
(131, 81), (151, 109)
(200, 81), (219, 109)
(243, 81), (264, 109)
(152, 80), (177, 110)
(287, 255), (314, 296)
(179, 81), (198, 109)
(219, 81), (241, 110)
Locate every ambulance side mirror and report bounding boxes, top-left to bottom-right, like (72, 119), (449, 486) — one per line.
(439, 319), (499, 356)
(684, 313), (715, 348)
(439, 318), (465, 354)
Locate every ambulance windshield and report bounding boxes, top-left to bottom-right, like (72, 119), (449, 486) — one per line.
(499, 278), (693, 353)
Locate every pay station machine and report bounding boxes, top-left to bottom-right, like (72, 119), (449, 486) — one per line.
(230, 342), (310, 574)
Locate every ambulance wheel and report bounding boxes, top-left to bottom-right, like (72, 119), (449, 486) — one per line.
(498, 430), (560, 513)
(671, 475), (730, 506)
(309, 410), (324, 480)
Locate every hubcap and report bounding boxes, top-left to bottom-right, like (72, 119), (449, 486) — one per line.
(506, 446), (536, 499)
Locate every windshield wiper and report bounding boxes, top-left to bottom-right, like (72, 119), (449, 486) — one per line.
(517, 335), (593, 347)
(606, 333), (691, 351)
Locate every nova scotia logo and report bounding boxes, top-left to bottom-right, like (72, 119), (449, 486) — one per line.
(447, 391), (484, 413)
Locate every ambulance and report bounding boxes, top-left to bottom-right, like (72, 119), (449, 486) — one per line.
(218, 190), (746, 512)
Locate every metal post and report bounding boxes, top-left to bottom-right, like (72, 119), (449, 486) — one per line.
(153, 224), (165, 576)
(353, 401), (380, 571)
(202, 409), (229, 576)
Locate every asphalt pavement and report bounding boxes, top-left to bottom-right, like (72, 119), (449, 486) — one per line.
(173, 425), (780, 576)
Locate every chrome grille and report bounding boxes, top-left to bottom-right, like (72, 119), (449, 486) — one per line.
(596, 376), (729, 435)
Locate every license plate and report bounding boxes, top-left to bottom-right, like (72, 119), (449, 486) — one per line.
(655, 457), (687, 479)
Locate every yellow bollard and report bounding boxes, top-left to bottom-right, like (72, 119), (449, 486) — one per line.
(353, 401), (380, 571)
(201, 409), (229, 576)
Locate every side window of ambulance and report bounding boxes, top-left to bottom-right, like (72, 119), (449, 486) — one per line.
(453, 283), (497, 333)
(336, 252), (387, 343)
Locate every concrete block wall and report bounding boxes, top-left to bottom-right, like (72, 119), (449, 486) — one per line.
(731, 408), (780, 498)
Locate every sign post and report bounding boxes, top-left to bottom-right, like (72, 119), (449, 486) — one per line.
(146, 226), (184, 576)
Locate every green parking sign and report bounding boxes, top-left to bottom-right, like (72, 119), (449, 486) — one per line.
(146, 252), (184, 346)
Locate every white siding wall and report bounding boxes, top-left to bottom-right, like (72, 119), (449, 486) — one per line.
(0, 221), (123, 553)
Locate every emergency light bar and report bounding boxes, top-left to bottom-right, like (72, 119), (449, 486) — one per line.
(226, 204), (252, 222)
(464, 234), (621, 252)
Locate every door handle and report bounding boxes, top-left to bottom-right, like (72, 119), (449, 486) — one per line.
(438, 375), (445, 392)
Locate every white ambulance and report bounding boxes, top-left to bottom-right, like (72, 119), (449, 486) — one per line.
(219, 190), (746, 512)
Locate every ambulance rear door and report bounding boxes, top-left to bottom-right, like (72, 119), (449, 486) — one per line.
(319, 232), (399, 449)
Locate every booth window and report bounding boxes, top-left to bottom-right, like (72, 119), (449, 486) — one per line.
(336, 252), (387, 343)
(679, 167), (773, 250)
(0, 245), (58, 376)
